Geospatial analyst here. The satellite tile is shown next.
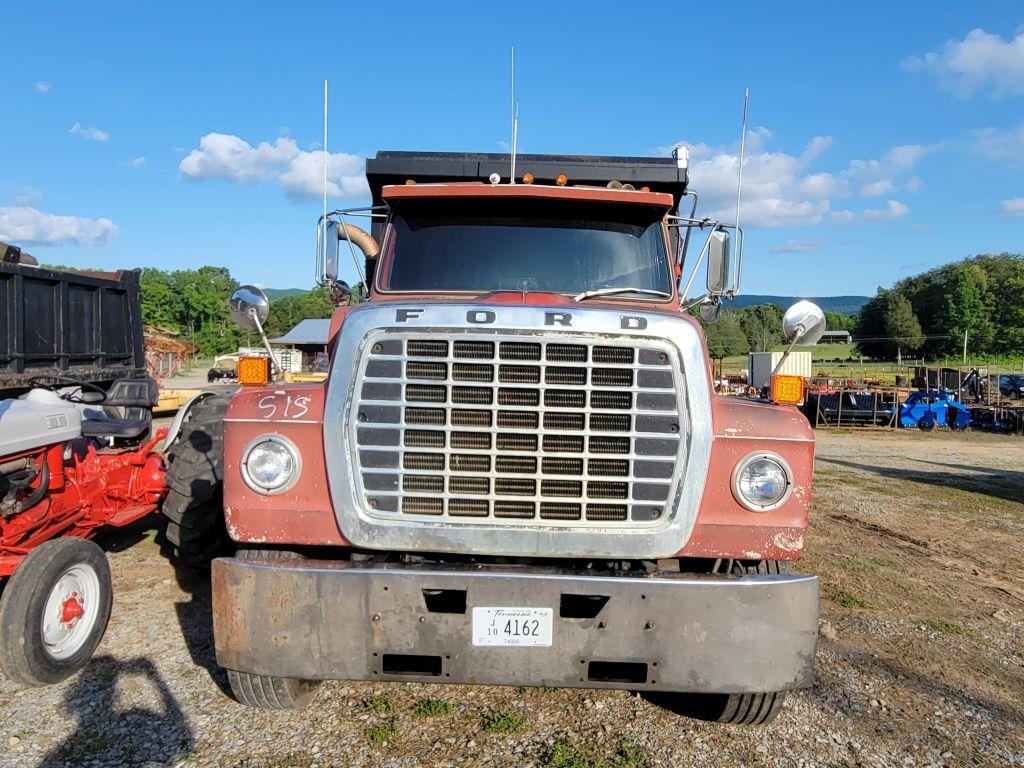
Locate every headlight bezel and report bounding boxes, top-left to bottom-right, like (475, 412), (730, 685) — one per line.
(241, 435), (302, 495)
(730, 451), (794, 512)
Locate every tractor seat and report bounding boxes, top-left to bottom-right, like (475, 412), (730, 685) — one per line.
(79, 378), (158, 440)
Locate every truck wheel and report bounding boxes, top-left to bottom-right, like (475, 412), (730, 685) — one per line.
(0, 539), (112, 686)
(649, 690), (786, 725)
(161, 392), (234, 568)
(645, 558), (789, 725)
(223, 548), (321, 709)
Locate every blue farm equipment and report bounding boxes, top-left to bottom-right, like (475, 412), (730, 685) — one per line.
(899, 390), (970, 431)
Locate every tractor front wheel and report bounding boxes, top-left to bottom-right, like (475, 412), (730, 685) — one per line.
(0, 538), (113, 686)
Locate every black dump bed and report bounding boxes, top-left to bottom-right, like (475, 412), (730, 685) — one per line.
(365, 151), (688, 208)
(0, 260), (146, 396)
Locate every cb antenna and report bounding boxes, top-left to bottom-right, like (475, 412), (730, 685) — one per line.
(510, 47), (518, 184)
(323, 78), (329, 223)
(732, 87), (749, 295)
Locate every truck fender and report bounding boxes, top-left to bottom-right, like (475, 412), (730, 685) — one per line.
(164, 391), (216, 448)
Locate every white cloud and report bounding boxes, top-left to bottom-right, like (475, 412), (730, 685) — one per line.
(118, 157), (146, 168)
(905, 176), (924, 194)
(903, 28), (1024, 98)
(7, 186), (43, 206)
(862, 200), (909, 221)
(659, 131), (932, 229)
(0, 206), (117, 246)
(860, 179), (895, 197)
(770, 239), (821, 254)
(179, 133), (367, 201)
(999, 198), (1024, 218)
(35, 81), (51, 93)
(70, 122), (109, 142)
(663, 132), (835, 228)
(972, 124), (1024, 165)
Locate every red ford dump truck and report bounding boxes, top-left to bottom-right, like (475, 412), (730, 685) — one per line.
(162, 152), (824, 725)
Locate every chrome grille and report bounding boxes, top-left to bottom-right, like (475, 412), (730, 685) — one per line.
(352, 331), (684, 529)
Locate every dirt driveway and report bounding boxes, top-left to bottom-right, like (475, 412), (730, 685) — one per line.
(0, 430), (1021, 767)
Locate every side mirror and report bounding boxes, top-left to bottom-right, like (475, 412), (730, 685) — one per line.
(706, 230), (730, 294)
(335, 280), (353, 303)
(317, 220), (340, 283)
(782, 300), (826, 346)
(229, 285), (270, 330)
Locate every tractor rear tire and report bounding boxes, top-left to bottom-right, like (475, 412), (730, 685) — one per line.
(161, 392), (234, 568)
(644, 559), (789, 726)
(223, 548), (321, 709)
(0, 538), (113, 686)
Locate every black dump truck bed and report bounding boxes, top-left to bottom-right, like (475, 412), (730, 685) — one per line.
(365, 151), (688, 208)
(0, 260), (146, 396)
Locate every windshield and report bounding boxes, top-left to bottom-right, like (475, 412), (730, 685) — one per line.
(381, 196), (672, 297)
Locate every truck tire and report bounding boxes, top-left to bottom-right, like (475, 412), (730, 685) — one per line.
(161, 392), (233, 568)
(646, 559), (788, 726)
(223, 548), (321, 709)
(0, 538), (113, 686)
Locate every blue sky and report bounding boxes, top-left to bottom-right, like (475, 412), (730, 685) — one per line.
(1, 2), (1022, 297)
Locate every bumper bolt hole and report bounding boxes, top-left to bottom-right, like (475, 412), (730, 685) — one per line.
(372, 613), (381, 622)
(644, 621), (654, 630)
(597, 621), (606, 629)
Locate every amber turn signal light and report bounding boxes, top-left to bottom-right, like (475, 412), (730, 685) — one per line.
(238, 356), (271, 386)
(555, 174), (568, 186)
(770, 375), (805, 405)
(521, 172), (534, 184)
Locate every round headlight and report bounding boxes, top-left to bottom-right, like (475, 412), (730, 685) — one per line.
(242, 437), (299, 494)
(732, 453), (792, 512)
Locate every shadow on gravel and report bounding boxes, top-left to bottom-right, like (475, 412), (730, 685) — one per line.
(37, 655), (192, 768)
(817, 457), (1024, 505)
(170, 564), (233, 698)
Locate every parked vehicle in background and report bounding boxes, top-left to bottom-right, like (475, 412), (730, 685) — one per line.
(0, 255), (170, 686)
(999, 374), (1024, 400)
(163, 151), (826, 725)
(207, 354), (239, 383)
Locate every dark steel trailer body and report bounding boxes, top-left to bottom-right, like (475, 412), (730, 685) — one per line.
(0, 262), (146, 396)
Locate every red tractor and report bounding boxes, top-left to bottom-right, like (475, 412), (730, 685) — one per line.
(0, 252), (174, 685)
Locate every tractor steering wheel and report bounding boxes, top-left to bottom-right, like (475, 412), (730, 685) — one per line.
(27, 375), (108, 404)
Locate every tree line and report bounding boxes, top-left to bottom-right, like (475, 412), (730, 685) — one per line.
(853, 253), (1022, 360)
(703, 253), (1022, 361)
(139, 267), (337, 356)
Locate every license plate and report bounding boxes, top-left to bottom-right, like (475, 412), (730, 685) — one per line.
(472, 607), (553, 647)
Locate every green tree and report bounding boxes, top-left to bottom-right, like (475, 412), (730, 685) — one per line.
(884, 292), (924, 358)
(824, 311), (855, 333)
(735, 303), (784, 352)
(702, 314), (751, 357)
(853, 289), (891, 359)
(266, 286), (335, 338)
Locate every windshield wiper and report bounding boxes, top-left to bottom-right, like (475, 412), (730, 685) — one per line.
(573, 287), (672, 302)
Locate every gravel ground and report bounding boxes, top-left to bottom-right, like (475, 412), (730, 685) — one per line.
(1, 429), (1021, 767)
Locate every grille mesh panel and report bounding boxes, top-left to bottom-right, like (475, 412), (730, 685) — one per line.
(354, 332), (684, 528)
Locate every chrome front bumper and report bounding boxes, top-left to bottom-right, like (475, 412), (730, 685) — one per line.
(212, 557), (819, 694)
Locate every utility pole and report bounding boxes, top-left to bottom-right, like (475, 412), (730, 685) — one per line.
(962, 329), (968, 365)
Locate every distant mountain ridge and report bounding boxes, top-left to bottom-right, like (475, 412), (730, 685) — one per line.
(728, 294), (870, 315)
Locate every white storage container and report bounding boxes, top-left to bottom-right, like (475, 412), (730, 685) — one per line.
(747, 351), (812, 390)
